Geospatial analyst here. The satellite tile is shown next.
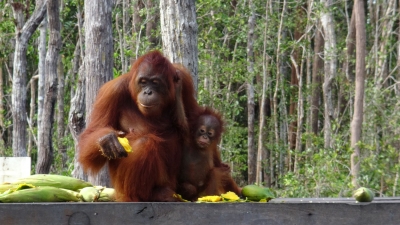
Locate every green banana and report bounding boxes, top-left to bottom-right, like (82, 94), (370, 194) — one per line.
(0, 186), (81, 203)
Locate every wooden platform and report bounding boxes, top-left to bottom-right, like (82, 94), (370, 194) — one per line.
(1, 197), (400, 225)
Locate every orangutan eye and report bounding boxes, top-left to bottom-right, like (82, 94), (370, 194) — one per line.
(139, 78), (147, 84)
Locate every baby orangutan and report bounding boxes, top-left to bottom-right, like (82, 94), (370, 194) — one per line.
(178, 107), (241, 201)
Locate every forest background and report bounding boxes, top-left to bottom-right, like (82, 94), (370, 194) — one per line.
(0, 0), (400, 198)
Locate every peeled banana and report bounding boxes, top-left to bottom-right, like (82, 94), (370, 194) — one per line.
(118, 137), (132, 153)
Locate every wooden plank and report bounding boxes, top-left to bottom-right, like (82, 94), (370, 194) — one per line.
(270, 197), (400, 203)
(0, 201), (399, 225)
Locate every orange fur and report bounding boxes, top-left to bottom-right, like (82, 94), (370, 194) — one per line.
(78, 51), (199, 202)
(178, 108), (241, 201)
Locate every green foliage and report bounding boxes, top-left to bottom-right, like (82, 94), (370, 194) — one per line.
(278, 142), (352, 198)
(2, 0), (400, 199)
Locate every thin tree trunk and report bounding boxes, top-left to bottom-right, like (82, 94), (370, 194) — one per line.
(246, 0), (256, 185)
(398, 1), (400, 96)
(350, 0), (366, 188)
(38, 16), (47, 135)
(257, 56), (270, 185)
(344, 7), (356, 83)
(375, 0), (396, 88)
(0, 59), (5, 156)
(310, 23), (324, 136)
(320, 0), (337, 149)
(256, 1), (271, 187)
(11, 1), (46, 156)
(84, 0), (114, 186)
(65, 41), (81, 101)
(132, 0), (144, 59)
(146, 0), (157, 48)
(70, 7), (86, 181)
(291, 47), (305, 174)
(57, 57), (67, 169)
(70, 65), (86, 181)
(116, 12), (126, 72)
(36, 0), (61, 174)
(28, 75), (38, 156)
(122, 0), (129, 71)
(288, 4), (305, 171)
(273, 0), (287, 187)
(393, 146), (400, 196)
(160, 0), (198, 92)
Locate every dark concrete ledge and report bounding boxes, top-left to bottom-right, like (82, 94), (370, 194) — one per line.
(1, 198), (400, 225)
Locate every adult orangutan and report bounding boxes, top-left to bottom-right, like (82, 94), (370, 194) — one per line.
(78, 51), (198, 202)
(178, 107), (241, 201)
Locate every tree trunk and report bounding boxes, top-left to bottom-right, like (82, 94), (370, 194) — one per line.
(344, 7), (356, 83)
(256, 1), (271, 187)
(11, 1), (46, 157)
(160, 0), (198, 92)
(375, 0), (396, 88)
(273, 0), (287, 187)
(116, 13), (125, 73)
(246, 0), (256, 185)
(257, 56), (270, 185)
(146, 0), (157, 48)
(122, 0), (129, 71)
(28, 75), (38, 156)
(0, 59), (5, 156)
(84, 0), (114, 186)
(397, 1), (400, 96)
(36, 0), (61, 174)
(69, 65), (87, 181)
(70, 7), (86, 181)
(38, 15), (47, 135)
(288, 4), (305, 171)
(132, 0), (144, 59)
(350, 0), (366, 188)
(291, 47), (305, 174)
(320, 0), (337, 149)
(310, 21), (323, 140)
(57, 57), (67, 169)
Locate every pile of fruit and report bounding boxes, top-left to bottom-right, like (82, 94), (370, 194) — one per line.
(0, 174), (115, 203)
(196, 185), (275, 203)
(0, 174), (277, 203)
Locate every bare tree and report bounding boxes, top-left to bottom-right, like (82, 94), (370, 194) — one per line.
(273, 0), (287, 186)
(57, 57), (67, 169)
(69, 66), (86, 181)
(256, 1), (271, 186)
(36, 0), (61, 174)
(11, 1), (46, 156)
(37, 16), (47, 134)
(320, 0), (337, 149)
(350, 0), (366, 188)
(160, 0), (198, 92)
(0, 59), (5, 155)
(70, 6), (86, 181)
(28, 75), (38, 156)
(132, 0), (144, 58)
(83, 0), (114, 186)
(246, 0), (256, 185)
